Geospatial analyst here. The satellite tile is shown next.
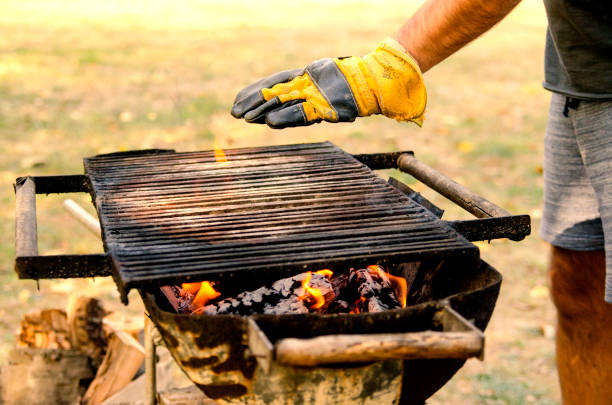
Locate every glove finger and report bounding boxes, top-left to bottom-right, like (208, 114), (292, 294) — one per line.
(247, 101), (303, 124)
(231, 68), (303, 118)
(266, 102), (321, 129)
(244, 98), (303, 124)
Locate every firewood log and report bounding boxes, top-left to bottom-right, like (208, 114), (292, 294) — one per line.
(82, 329), (145, 405)
(0, 348), (94, 405)
(67, 296), (108, 368)
(17, 309), (71, 350)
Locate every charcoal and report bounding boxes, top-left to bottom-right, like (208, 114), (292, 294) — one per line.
(347, 268), (401, 313)
(197, 272), (334, 316)
(324, 299), (351, 314)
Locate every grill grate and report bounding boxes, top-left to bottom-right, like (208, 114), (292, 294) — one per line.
(84, 142), (478, 299)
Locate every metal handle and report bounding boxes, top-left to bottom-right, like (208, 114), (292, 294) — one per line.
(395, 154), (531, 241)
(13, 175), (112, 280)
(15, 177), (38, 257)
(397, 154), (509, 219)
(275, 330), (483, 366)
(254, 306), (484, 367)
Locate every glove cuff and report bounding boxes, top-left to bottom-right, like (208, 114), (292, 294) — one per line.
(366, 37), (427, 126)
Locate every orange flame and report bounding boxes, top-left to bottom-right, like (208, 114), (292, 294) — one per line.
(181, 282), (202, 294)
(299, 271), (326, 310)
(191, 281), (221, 308)
(350, 296), (367, 314)
(315, 269), (333, 279)
(214, 148), (228, 164)
(367, 265), (407, 308)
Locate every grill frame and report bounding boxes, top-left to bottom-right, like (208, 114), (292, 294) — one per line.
(14, 142), (530, 304)
(83, 142), (478, 301)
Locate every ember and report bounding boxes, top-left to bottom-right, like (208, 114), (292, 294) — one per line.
(367, 265), (408, 308)
(171, 265), (405, 316)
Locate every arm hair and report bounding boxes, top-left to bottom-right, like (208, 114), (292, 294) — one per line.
(395, 0), (522, 72)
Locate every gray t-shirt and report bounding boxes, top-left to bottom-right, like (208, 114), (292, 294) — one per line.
(542, 0), (612, 100)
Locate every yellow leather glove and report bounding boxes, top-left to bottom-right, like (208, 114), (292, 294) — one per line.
(231, 38), (426, 129)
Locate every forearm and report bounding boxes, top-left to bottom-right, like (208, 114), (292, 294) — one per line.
(395, 0), (521, 72)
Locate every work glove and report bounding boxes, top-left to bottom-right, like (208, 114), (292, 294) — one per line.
(231, 38), (426, 129)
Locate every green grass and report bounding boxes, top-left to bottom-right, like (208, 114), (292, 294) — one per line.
(471, 372), (558, 405)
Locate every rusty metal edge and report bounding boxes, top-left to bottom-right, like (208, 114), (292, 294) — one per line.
(387, 177), (445, 218)
(15, 175), (91, 194)
(118, 246), (480, 302)
(436, 305), (485, 360)
(351, 151), (414, 170)
(445, 215), (531, 242)
(15, 254), (113, 279)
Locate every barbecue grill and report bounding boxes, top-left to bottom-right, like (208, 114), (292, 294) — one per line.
(14, 142), (530, 404)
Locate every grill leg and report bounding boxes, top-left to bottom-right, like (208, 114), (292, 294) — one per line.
(145, 316), (158, 405)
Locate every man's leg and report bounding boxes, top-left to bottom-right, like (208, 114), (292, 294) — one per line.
(549, 245), (612, 405)
(541, 94), (612, 403)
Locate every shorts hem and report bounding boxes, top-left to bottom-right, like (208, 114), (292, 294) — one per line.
(540, 230), (605, 251)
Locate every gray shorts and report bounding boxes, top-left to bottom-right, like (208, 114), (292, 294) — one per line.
(540, 92), (612, 303)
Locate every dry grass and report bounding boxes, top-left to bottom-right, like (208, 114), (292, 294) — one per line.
(0, 1), (558, 403)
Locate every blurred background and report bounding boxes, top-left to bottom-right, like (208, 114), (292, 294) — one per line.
(0, 0), (558, 403)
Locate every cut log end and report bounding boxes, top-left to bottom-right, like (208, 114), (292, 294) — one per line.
(17, 309), (72, 350)
(67, 296), (107, 368)
(82, 328), (145, 405)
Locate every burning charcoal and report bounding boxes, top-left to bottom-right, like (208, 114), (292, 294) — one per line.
(173, 282), (223, 314)
(197, 272), (334, 316)
(330, 273), (349, 296)
(347, 267), (401, 313)
(325, 299), (351, 314)
(174, 285), (195, 314)
(321, 273), (351, 314)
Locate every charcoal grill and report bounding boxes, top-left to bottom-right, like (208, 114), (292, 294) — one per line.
(14, 142), (530, 404)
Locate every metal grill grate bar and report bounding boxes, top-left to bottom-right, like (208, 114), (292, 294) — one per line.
(84, 142), (477, 300)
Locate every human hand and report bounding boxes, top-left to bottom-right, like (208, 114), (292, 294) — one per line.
(231, 38), (427, 129)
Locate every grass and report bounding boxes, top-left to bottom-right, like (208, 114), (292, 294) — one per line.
(0, 1), (559, 403)
(471, 372), (557, 405)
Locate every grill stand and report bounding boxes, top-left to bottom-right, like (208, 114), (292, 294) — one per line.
(13, 145), (530, 404)
(63, 200), (481, 405)
(145, 316), (162, 405)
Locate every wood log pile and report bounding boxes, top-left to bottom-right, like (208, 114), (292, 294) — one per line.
(17, 308), (72, 350)
(0, 296), (144, 405)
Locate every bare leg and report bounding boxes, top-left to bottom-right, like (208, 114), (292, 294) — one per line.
(549, 245), (612, 405)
